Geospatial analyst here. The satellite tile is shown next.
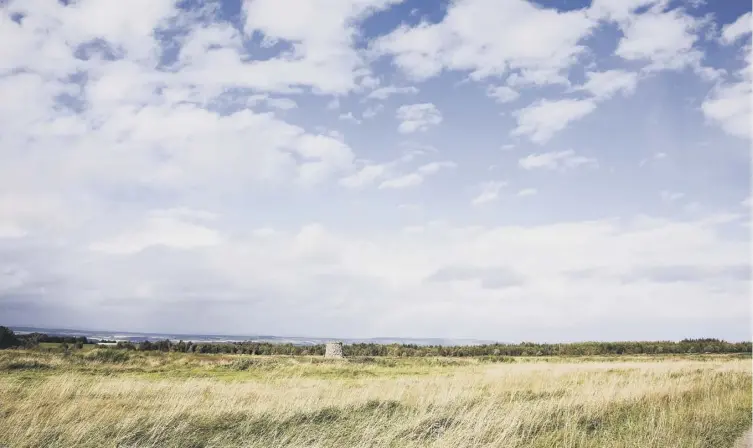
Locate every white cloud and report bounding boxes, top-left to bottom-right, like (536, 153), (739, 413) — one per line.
(418, 161), (456, 174)
(720, 12), (751, 45)
(90, 209), (222, 255)
(10, 212), (747, 339)
(379, 173), (424, 189)
(486, 85), (520, 103)
(373, 0), (597, 85)
(517, 188), (538, 197)
(265, 97), (298, 110)
(251, 227), (279, 238)
(660, 191), (685, 202)
(701, 30), (751, 139)
(326, 98), (340, 110)
(578, 70), (639, 100)
(702, 81), (750, 139)
(472, 181), (507, 205)
(396, 103), (443, 133)
(0, 193), (71, 238)
(338, 112), (362, 124)
(683, 202), (702, 213)
(294, 134), (356, 187)
(518, 150), (597, 171)
(365, 86), (419, 100)
(363, 104), (384, 119)
(239, 0), (402, 94)
(339, 163), (390, 189)
(397, 203), (422, 212)
(379, 161), (456, 189)
(639, 152), (668, 167)
(512, 99), (596, 143)
(339, 150), (449, 190)
(614, 7), (704, 73)
(512, 70), (638, 143)
(588, 0), (667, 22)
(500, 144), (516, 151)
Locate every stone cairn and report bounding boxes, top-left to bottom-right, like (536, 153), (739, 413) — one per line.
(324, 341), (344, 359)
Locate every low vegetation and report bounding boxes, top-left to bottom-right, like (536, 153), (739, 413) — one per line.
(3, 327), (751, 357)
(0, 347), (750, 447)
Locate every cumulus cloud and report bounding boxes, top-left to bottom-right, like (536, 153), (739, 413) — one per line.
(512, 99), (597, 143)
(720, 12), (751, 45)
(338, 147), (450, 190)
(365, 86), (419, 100)
(338, 112), (362, 124)
(486, 85), (520, 104)
(362, 104), (384, 119)
(660, 191), (685, 202)
(517, 188), (537, 197)
(265, 98), (298, 110)
(623, 264), (751, 284)
(588, 0), (668, 22)
(396, 103), (443, 133)
(613, 6), (708, 75)
(90, 208), (222, 255)
(373, 0), (597, 84)
(425, 265), (525, 289)
(472, 181), (507, 205)
(512, 70), (637, 143)
(239, 0), (403, 93)
(378, 161), (456, 189)
(701, 13), (751, 140)
(577, 70), (639, 100)
(702, 78), (750, 139)
(639, 152), (668, 167)
(339, 163), (391, 189)
(518, 150), (597, 171)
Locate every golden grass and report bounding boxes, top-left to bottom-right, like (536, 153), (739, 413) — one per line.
(0, 350), (750, 447)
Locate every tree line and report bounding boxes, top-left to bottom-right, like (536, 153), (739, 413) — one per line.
(1, 327), (750, 356)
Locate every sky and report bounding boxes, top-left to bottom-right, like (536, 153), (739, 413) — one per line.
(0, 0), (750, 342)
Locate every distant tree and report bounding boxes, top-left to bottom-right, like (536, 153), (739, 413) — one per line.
(0, 326), (20, 349)
(116, 341), (136, 351)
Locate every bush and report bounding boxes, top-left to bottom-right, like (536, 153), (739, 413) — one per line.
(0, 326), (21, 349)
(85, 349), (130, 363)
(227, 358), (257, 371)
(4, 360), (51, 370)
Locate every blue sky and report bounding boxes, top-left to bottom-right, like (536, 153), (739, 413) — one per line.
(0, 0), (750, 342)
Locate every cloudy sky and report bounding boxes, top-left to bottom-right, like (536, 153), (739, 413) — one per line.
(0, 0), (750, 342)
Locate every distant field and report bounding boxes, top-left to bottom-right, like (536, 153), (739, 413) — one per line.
(0, 350), (750, 447)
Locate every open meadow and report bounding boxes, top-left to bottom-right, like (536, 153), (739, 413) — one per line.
(0, 349), (750, 448)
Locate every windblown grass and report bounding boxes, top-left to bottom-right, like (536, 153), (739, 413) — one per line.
(0, 350), (749, 447)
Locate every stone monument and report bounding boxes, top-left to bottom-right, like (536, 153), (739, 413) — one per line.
(324, 341), (344, 358)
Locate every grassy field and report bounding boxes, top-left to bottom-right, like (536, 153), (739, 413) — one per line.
(0, 350), (750, 448)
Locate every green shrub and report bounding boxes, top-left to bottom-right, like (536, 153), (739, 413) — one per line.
(85, 349), (130, 363)
(227, 358), (257, 371)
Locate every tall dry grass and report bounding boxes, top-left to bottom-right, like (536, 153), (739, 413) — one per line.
(0, 350), (750, 447)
